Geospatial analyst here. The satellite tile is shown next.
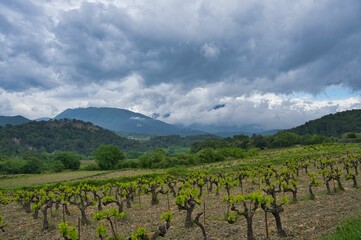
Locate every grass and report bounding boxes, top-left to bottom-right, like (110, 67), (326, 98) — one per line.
(2, 143), (361, 190)
(0, 169), (166, 190)
(0, 170), (106, 189)
(79, 159), (96, 170)
(319, 216), (361, 240)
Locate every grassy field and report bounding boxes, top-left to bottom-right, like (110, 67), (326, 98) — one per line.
(1, 143), (360, 190)
(0, 171), (106, 189)
(319, 216), (361, 240)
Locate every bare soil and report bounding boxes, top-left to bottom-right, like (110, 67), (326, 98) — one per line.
(1, 165), (361, 240)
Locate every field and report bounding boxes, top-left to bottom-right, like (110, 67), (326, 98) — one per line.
(1, 143), (361, 240)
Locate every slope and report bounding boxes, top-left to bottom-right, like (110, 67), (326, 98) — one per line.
(289, 109), (361, 137)
(0, 119), (139, 156)
(55, 107), (202, 136)
(0, 115), (30, 126)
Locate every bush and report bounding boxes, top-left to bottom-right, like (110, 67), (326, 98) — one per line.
(23, 157), (42, 174)
(166, 166), (189, 177)
(0, 158), (27, 174)
(84, 163), (100, 171)
(117, 159), (139, 169)
(347, 133), (357, 139)
(49, 160), (66, 172)
(93, 144), (125, 170)
(53, 151), (81, 170)
(138, 149), (167, 168)
(197, 148), (225, 163)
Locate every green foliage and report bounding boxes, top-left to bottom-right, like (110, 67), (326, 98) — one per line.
(280, 196), (289, 204)
(196, 148), (225, 163)
(308, 173), (320, 186)
(0, 191), (11, 205)
(227, 212), (237, 224)
(0, 158), (27, 174)
(138, 149), (167, 168)
(46, 160), (66, 173)
(290, 109), (361, 137)
(346, 133), (357, 139)
(131, 227), (147, 240)
(96, 224), (107, 239)
(53, 152), (81, 170)
(0, 119), (139, 156)
(93, 209), (125, 221)
(93, 144), (125, 170)
(229, 192), (273, 206)
(176, 187), (201, 206)
(58, 221), (78, 240)
(83, 163), (100, 171)
(320, 216), (361, 240)
(23, 157), (42, 174)
(272, 131), (300, 147)
(160, 211), (173, 222)
(166, 166), (189, 178)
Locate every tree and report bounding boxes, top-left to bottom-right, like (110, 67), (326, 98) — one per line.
(54, 152), (80, 170)
(23, 157), (42, 174)
(93, 144), (125, 170)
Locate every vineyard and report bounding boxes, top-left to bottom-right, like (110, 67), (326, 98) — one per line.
(1, 144), (361, 240)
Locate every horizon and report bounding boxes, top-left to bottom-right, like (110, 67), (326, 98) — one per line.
(1, 1), (361, 129)
(2, 106), (360, 132)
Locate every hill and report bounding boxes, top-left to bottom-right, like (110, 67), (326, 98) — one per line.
(289, 109), (361, 137)
(55, 107), (203, 136)
(0, 119), (139, 156)
(183, 123), (278, 137)
(0, 115), (30, 126)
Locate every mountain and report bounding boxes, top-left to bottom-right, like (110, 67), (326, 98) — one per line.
(289, 109), (361, 137)
(184, 123), (277, 137)
(0, 115), (30, 126)
(0, 119), (140, 156)
(55, 107), (203, 136)
(34, 117), (51, 121)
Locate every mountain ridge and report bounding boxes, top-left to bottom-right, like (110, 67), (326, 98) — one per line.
(0, 119), (139, 156)
(0, 115), (31, 126)
(289, 109), (361, 137)
(54, 107), (204, 136)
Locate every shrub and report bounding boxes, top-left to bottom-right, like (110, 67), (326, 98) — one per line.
(93, 144), (125, 170)
(53, 151), (81, 170)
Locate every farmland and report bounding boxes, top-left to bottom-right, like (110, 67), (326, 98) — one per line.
(1, 143), (361, 239)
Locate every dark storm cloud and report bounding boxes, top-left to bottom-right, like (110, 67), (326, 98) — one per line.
(0, 0), (59, 91)
(1, 0), (361, 95)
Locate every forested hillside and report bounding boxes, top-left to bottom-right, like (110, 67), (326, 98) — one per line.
(290, 109), (361, 136)
(0, 119), (216, 157)
(0, 119), (139, 156)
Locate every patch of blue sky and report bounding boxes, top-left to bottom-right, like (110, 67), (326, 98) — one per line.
(292, 85), (361, 101)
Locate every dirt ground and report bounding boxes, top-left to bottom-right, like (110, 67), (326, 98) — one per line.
(1, 167), (361, 240)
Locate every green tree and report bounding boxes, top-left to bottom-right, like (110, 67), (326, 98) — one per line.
(54, 151), (80, 170)
(93, 144), (125, 170)
(23, 156), (42, 174)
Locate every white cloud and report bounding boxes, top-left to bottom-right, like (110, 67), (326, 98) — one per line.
(1, 78), (360, 130)
(201, 43), (220, 59)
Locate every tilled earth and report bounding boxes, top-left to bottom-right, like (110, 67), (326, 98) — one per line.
(1, 171), (361, 240)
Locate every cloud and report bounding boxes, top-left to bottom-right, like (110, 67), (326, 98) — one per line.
(1, 0), (361, 92)
(1, 78), (360, 130)
(0, 0), (361, 129)
(201, 43), (220, 60)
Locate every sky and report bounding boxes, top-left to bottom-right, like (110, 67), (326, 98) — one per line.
(1, 0), (361, 130)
